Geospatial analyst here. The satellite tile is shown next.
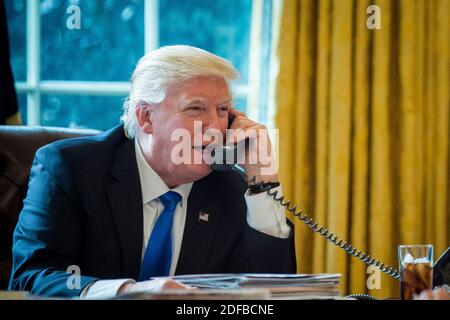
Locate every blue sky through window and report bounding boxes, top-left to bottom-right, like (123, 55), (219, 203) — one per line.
(5, 0), (256, 130)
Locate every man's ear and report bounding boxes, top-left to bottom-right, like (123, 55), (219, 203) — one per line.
(135, 104), (153, 134)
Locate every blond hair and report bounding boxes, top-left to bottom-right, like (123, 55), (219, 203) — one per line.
(121, 45), (240, 138)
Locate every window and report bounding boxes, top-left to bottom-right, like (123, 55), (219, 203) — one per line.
(6, 0), (273, 131)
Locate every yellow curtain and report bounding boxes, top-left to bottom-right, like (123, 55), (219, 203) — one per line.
(275, 0), (449, 298)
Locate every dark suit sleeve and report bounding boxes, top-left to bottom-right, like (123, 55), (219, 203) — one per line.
(231, 220), (296, 274)
(9, 145), (98, 297)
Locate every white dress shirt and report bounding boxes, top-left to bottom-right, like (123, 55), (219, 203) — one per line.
(82, 139), (290, 298)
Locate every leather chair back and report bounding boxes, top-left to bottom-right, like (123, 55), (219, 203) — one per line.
(0, 125), (101, 289)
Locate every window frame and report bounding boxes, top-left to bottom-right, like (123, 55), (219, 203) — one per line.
(14, 0), (270, 127)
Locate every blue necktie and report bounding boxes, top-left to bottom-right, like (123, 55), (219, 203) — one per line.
(139, 191), (181, 281)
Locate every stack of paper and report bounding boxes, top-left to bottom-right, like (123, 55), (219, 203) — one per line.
(114, 288), (271, 300)
(170, 273), (342, 300)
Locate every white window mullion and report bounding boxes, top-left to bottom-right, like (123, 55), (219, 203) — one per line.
(15, 81), (33, 92)
(247, 0), (263, 122)
(39, 81), (130, 95)
(26, 0), (40, 125)
(144, 0), (159, 53)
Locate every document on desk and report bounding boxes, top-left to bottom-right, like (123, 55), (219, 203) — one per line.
(114, 288), (271, 300)
(167, 273), (342, 299)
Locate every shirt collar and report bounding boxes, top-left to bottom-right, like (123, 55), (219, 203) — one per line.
(134, 139), (193, 206)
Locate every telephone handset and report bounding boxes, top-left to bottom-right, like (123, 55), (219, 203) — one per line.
(210, 114), (247, 175)
(211, 114), (401, 279)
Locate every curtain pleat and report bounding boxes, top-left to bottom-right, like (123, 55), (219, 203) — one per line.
(275, 0), (449, 298)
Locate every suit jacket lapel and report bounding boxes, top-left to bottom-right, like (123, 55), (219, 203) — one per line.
(175, 177), (221, 275)
(106, 138), (143, 279)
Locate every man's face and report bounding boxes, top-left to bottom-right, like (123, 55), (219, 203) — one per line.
(143, 76), (231, 185)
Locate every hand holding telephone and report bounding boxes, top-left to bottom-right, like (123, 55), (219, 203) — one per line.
(210, 114), (248, 176)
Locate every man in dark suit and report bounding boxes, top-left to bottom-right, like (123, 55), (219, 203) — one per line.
(9, 46), (295, 298)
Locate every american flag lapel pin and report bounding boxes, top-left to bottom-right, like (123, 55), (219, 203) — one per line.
(198, 211), (209, 222)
